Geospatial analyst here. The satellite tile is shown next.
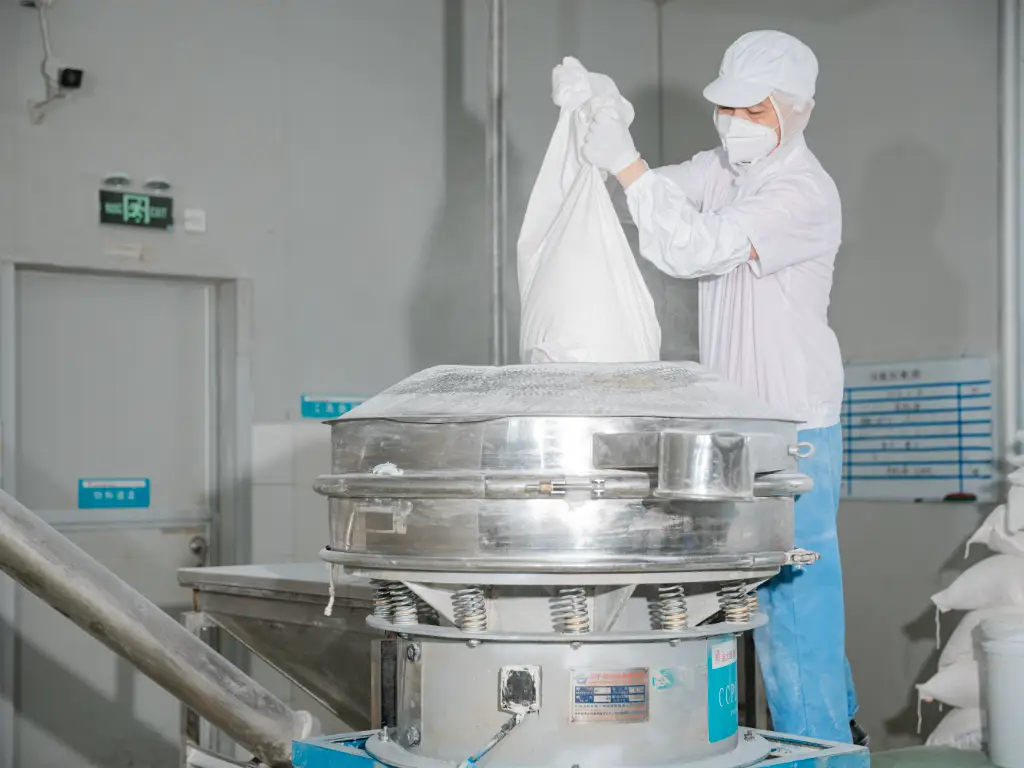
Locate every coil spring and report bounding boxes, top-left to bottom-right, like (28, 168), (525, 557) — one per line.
(452, 586), (488, 632)
(657, 584), (688, 631)
(747, 589), (760, 615)
(389, 583), (419, 626)
(551, 587), (590, 634)
(719, 583), (751, 624)
(371, 580), (393, 621)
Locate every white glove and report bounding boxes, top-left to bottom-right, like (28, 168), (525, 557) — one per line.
(582, 108), (640, 175)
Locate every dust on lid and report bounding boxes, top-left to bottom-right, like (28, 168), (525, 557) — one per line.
(334, 362), (795, 423)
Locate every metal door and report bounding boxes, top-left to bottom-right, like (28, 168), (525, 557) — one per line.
(4, 268), (224, 768)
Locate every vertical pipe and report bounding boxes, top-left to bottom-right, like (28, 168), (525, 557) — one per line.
(487, 0), (508, 365)
(1000, 0), (1020, 458)
(655, 0), (665, 166)
(0, 262), (17, 768)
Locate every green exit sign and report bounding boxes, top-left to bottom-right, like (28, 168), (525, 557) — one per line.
(99, 190), (173, 230)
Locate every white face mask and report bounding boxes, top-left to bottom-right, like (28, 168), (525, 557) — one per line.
(714, 112), (779, 165)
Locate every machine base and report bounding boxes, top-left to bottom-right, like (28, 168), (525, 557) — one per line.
(365, 732), (773, 768)
(292, 730), (869, 768)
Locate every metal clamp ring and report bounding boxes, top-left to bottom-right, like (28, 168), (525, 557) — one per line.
(789, 442), (815, 460)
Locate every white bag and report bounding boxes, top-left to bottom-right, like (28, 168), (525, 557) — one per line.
(966, 504), (1024, 558)
(925, 707), (983, 750)
(932, 555), (1024, 612)
(517, 57), (661, 364)
(939, 607), (1024, 668)
(917, 659), (980, 709)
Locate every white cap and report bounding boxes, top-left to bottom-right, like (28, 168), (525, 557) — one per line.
(703, 30), (818, 108)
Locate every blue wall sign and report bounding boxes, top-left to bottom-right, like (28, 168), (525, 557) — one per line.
(707, 636), (738, 743)
(78, 478), (151, 510)
(300, 395), (364, 420)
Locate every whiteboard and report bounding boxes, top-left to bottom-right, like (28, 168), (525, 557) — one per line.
(840, 357), (995, 502)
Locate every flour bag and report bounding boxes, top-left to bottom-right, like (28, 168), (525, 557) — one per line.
(932, 555), (1024, 612)
(926, 708), (983, 750)
(517, 57), (661, 363)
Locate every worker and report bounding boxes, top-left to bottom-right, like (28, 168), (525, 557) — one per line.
(571, 30), (865, 745)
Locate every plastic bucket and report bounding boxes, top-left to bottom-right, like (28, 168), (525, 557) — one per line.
(980, 616), (1024, 767)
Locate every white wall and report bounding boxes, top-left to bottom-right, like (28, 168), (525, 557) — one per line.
(3, 0), (448, 419)
(0, 4), (16, 251)
(0, 0), (662, 422)
(659, 0), (999, 749)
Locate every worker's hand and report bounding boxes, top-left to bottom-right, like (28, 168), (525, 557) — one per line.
(582, 108), (641, 176)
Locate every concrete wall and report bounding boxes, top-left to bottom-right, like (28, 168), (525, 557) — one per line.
(659, 0), (999, 749)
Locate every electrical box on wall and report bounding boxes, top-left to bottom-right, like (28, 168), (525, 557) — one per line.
(99, 190), (173, 230)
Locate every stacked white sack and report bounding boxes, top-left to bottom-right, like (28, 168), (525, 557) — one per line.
(921, 451), (1024, 749)
(963, 467), (1024, 558)
(926, 708), (984, 751)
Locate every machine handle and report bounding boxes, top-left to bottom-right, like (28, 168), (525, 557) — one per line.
(655, 430), (753, 501)
(753, 472), (814, 497)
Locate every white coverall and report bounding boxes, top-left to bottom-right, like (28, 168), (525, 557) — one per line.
(624, 134), (843, 430)
(622, 98), (858, 747)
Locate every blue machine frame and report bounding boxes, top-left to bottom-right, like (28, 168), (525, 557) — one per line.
(292, 731), (870, 768)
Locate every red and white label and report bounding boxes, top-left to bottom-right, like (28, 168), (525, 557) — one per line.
(711, 639), (737, 670)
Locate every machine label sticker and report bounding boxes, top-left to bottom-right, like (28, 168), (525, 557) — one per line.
(570, 668), (648, 723)
(77, 478), (151, 510)
(300, 395), (364, 419)
(651, 669), (675, 690)
(707, 637), (738, 743)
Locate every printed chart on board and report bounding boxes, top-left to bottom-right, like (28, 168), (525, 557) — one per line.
(840, 357), (996, 502)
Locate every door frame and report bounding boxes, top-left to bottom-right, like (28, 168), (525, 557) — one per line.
(0, 258), (254, 768)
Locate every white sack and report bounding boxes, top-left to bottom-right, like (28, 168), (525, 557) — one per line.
(932, 555), (1024, 612)
(517, 57), (661, 364)
(966, 503), (1024, 558)
(925, 707), (984, 750)
(939, 607), (1024, 668)
(917, 659), (980, 709)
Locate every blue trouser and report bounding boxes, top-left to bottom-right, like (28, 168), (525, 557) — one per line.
(753, 424), (858, 742)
